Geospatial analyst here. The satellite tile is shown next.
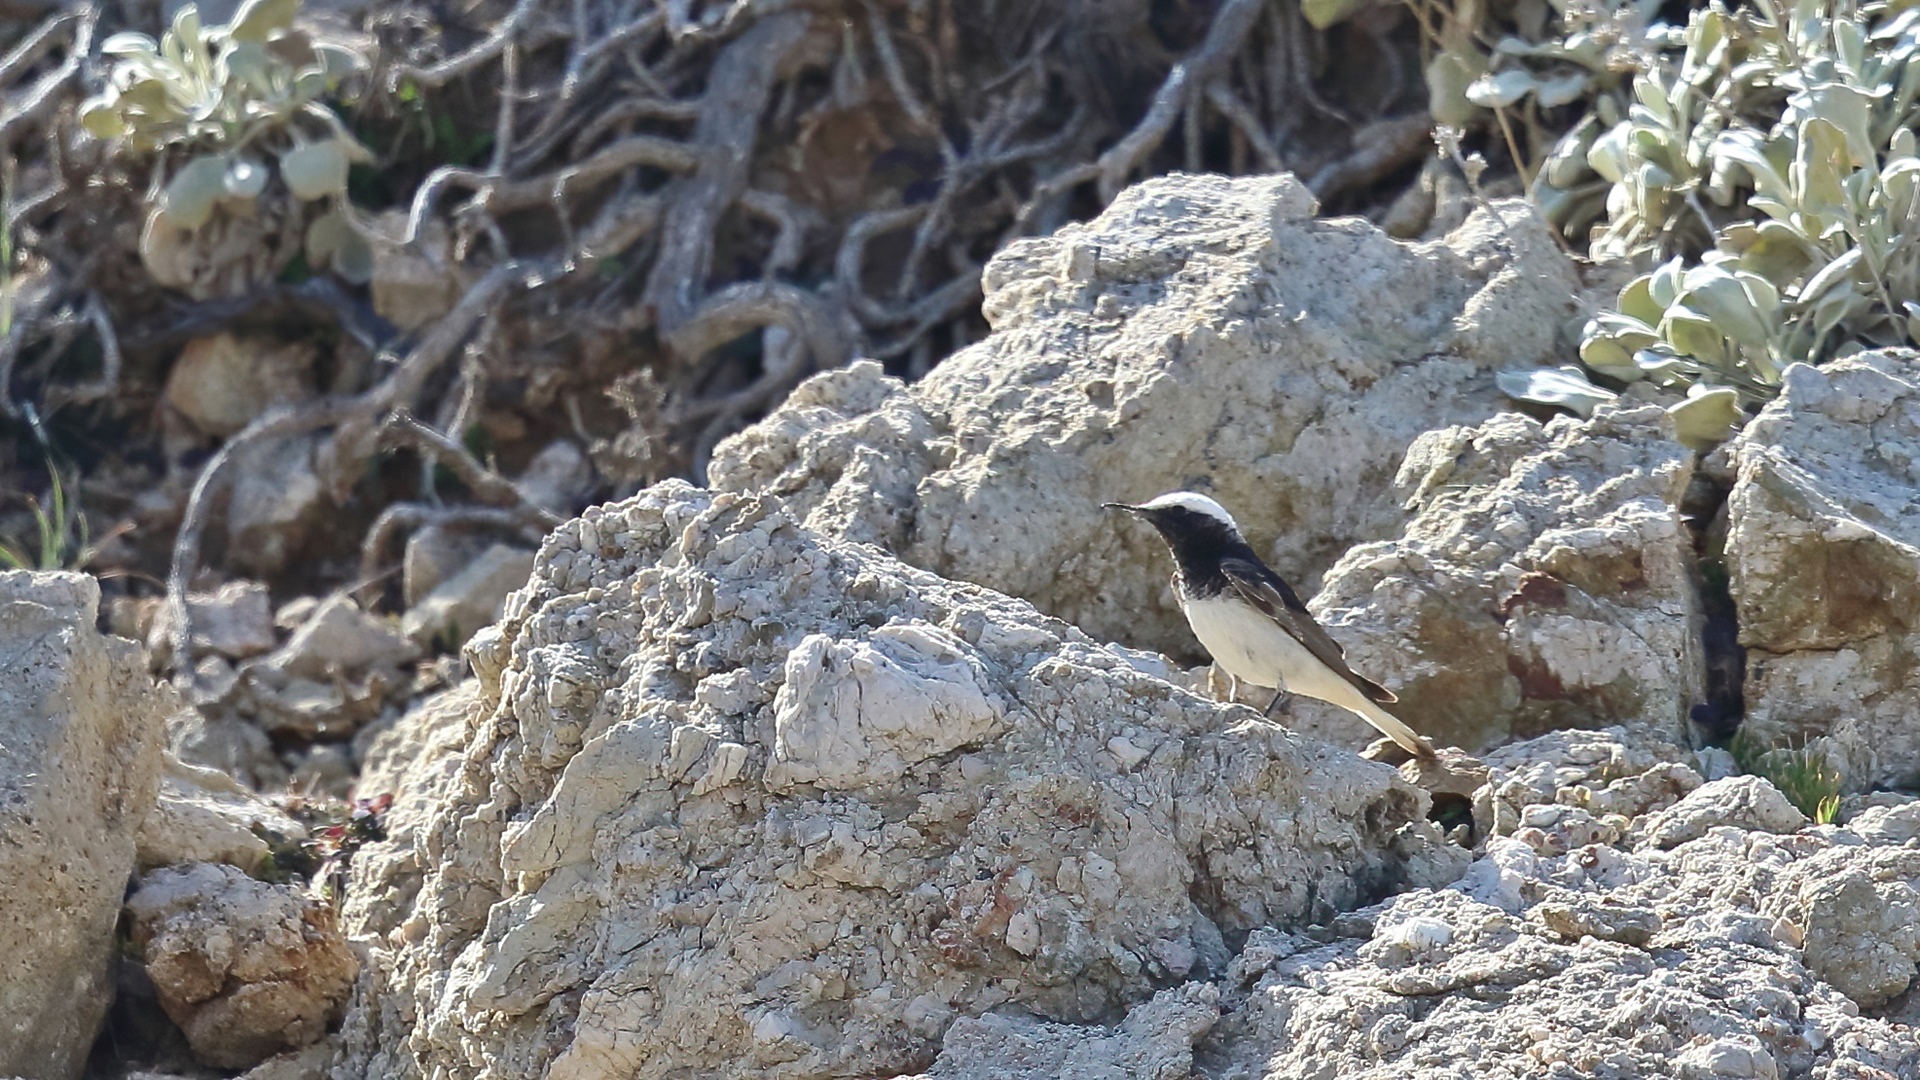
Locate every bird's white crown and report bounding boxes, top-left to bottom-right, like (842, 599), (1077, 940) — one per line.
(1138, 491), (1242, 533)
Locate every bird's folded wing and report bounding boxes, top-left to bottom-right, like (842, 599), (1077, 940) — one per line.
(1218, 556), (1397, 704)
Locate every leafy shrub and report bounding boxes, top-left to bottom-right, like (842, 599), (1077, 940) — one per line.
(1510, 0), (1920, 446)
(81, 0), (372, 296)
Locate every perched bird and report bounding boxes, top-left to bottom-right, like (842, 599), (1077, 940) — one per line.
(1107, 491), (1438, 760)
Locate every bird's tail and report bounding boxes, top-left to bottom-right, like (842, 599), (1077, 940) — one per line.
(1347, 694), (1438, 760)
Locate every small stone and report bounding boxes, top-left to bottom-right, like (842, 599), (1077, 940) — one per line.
(148, 579), (276, 662)
(369, 210), (465, 331)
(164, 333), (315, 438)
(518, 440), (594, 516)
(1005, 910), (1040, 956)
(402, 525), (487, 608)
(271, 595), (417, 679)
(136, 754), (305, 871)
(226, 434), (325, 577)
(127, 863), (357, 1070)
(400, 544), (535, 649)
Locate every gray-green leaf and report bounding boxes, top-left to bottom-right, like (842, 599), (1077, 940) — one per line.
(1496, 365), (1619, 416)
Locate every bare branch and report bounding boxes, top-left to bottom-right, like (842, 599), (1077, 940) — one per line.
(381, 411), (562, 526)
(0, 9), (76, 87)
(393, 0), (543, 89)
(405, 135), (696, 246)
(1307, 113), (1433, 201)
(1096, 0), (1265, 200)
(642, 10), (812, 340)
(1206, 81), (1285, 172)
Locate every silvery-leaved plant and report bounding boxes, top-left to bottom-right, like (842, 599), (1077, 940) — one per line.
(81, 0), (373, 296)
(1507, 0), (1920, 449)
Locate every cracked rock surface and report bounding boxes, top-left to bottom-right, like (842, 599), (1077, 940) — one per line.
(334, 482), (1449, 1079)
(1303, 403), (1701, 752)
(128, 862), (359, 1070)
(0, 571), (167, 1080)
(1727, 351), (1920, 791)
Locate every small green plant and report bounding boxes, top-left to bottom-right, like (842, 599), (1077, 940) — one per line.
(81, 0), (373, 295)
(0, 469), (92, 571)
(1729, 730), (1843, 824)
(1506, 0), (1920, 448)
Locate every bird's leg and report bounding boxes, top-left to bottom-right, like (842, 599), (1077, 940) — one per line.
(1265, 688), (1292, 718)
(1228, 673), (1240, 704)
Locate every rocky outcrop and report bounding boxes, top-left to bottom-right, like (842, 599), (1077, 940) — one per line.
(1298, 403), (1701, 752)
(0, 571), (168, 1080)
(900, 729), (1920, 1078)
(708, 172), (1586, 660)
(335, 482), (1454, 1079)
(127, 862), (359, 1069)
(1726, 351), (1920, 791)
(341, 679), (478, 940)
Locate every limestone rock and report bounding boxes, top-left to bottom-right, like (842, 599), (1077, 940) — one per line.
(369, 210), (464, 331)
(903, 983), (1219, 1079)
(402, 525), (486, 607)
(268, 595), (417, 680)
(0, 570), (168, 1080)
(1726, 350), (1920, 790)
(399, 543), (534, 648)
(164, 333), (316, 439)
(708, 173), (1585, 659)
(334, 483), (1441, 1079)
(137, 752), (307, 870)
(1471, 726), (1705, 853)
(1636, 775), (1809, 851)
(1303, 404), (1701, 751)
(341, 681), (478, 940)
(517, 439), (594, 515)
(128, 863), (358, 1070)
(1087, 752), (1920, 1079)
(169, 707), (287, 791)
(148, 579), (278, 665)
(227, 433), (326, 577)
(1209, 817), (1920, 1077)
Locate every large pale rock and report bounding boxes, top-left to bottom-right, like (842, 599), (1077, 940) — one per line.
(709, 173), (1584, 659)
(1212, 835), (1920, 1080)
(1470, 726), (1708, 854)
(1727, 351), (1920, 790)
(335, 483), (1447, 1080)
(0, 571), (168, 1080)
(1637, 775), (1808, 851)
(1299, 404), (1701, 752)
(127, 862), (358, 1070)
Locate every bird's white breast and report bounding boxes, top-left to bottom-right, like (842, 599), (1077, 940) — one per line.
(1180, 593), (1347, 702)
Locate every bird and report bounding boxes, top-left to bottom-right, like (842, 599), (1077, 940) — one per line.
(1106, 491), (1438, 760)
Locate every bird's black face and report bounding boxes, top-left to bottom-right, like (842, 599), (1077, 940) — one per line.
(1104, 502), (1242, 556)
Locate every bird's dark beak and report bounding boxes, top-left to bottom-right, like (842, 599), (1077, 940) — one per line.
(1103, 502), (1145, 515)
